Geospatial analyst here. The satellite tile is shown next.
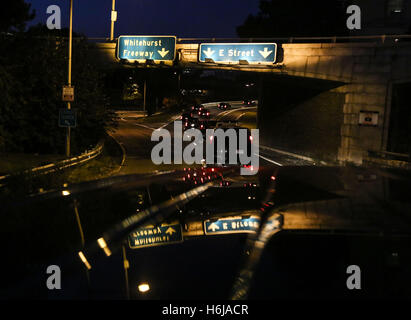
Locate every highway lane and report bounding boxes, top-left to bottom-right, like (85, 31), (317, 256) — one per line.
(6, 120), (411, 299)
(5, 108), (411, 299)
(112, 100), (318, 178)
(112, 101), (252, 175)
(202, 102), (318, 167)
(112, 111), (184, 174)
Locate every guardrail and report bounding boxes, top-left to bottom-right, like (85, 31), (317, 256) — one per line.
(368, 150), (410, 160)
(175, 34), (411, 44)
(0, 140), (104, 186)
(365, 150), (411, 169)
(7, 34), (411, 45)
(85, 34), (411, 44)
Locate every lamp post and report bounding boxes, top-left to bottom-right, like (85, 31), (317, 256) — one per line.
(110, 0), (117, 41)
(66, 0), (73, 157)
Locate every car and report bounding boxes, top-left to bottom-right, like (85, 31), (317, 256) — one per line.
(180, 112), (194, 122)
(218, 102), (231, 110)
(243, 99), (255, 106)
(183, 117), (199, 130)
(197, 119), (211, 131)
(191, 104), (204, 112)
(198, 109), (210, 118)
(208, 126), (252, 166)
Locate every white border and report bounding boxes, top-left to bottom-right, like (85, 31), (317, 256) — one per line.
(128, 223), (183, 249)
(117, 35), (177, 62)
(198, 43), (277, 64)
(203, 216), (261, 235)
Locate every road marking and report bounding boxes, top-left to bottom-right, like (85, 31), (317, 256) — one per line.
(135, 115), (180, 132)
(260, 145), (317, 163)
(236, 112), (246, 120)
(157, 115), (181, 130)
(135, 123), (156, 130)
(257, 154), (283, 166)
(217, 106), (257, 120)
(217, 108), (241, 120)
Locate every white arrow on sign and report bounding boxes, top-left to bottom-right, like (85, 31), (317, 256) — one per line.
(208, 222), (220, 232)
(203, 47), (215, 58)
(165, 227), (176, 235)
(258, 47), (273, 59)
(158, 48), (169, 58)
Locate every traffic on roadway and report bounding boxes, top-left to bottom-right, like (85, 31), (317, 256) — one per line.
(3, 0), (411, 310)
(2, 99), (411, 301)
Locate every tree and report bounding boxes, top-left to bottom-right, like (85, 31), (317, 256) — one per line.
(237, 0), (349, 38)
(0, 0), (35, 33)
(0, 24), (116, 154)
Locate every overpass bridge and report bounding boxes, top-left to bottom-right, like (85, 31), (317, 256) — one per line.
(92, 35), (411, 165)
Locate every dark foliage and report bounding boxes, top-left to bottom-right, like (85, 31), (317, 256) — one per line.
(237, 0), (350, 38)
(0, 0), (35, 33)
(0, 24), (117, 154)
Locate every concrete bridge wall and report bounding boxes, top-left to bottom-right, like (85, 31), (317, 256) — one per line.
(93, 41), (411, 164)
(275, 43), (411, 164)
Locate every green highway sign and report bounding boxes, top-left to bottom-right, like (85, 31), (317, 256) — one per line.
(204, 216), (261, 235)
(117, 35), (176, 62)
(128, 223), (183, 249)
(199, 43), (277, 64)
(59, 109), (76, 128)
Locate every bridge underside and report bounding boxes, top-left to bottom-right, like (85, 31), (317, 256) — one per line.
(92, 41), (411, 165)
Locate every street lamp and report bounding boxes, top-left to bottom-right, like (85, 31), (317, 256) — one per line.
(110, 0), (117, 41)
(66, 0), (73, 157)
(138, 282), (150, 293)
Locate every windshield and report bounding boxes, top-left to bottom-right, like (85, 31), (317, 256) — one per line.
(1, 0), (411, 305)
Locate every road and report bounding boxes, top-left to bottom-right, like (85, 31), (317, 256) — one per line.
(4, 100), (411, 299)
(112, 100), (316, 176)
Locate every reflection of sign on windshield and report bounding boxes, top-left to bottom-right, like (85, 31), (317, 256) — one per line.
(129, 223), (183, 249)
(204, 216), (260, 235)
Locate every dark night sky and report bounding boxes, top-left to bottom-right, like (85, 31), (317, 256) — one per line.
(26, 0), (261, 38)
